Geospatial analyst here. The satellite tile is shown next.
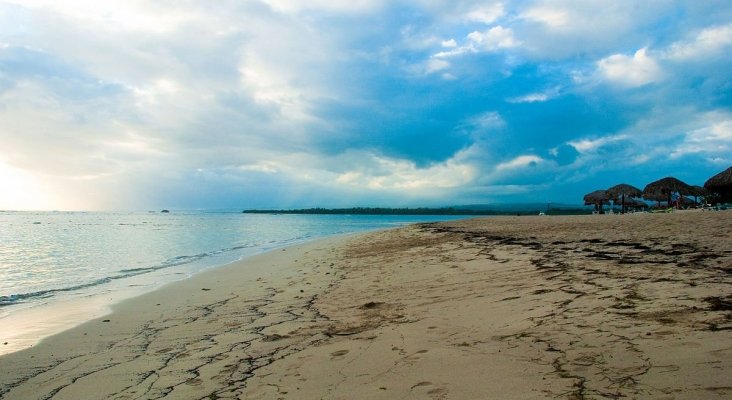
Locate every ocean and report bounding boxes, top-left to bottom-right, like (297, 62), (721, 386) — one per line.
(0, 211), (468, 353)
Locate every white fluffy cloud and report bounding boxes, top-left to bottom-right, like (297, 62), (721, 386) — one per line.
(433, 25), (519, 58)
(333, 151), (476, 192)
(467, 26), (520, 50)
(596, 48), (663, 87)
(441, 39), (457, 48)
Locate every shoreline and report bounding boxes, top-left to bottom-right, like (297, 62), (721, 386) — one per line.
(0, 212), (473, 354)
(1, 212), (731, 399)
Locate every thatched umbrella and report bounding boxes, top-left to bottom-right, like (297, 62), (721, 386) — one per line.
(583, 190), (611, 214)
(704, 166), (732, 203)
(607, 183), (642, 214)
(643, 177), (693, 208)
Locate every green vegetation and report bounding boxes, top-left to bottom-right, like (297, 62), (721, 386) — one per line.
(242, 207), (592, 216)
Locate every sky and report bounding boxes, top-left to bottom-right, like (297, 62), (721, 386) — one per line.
(1, 0), (731, 211)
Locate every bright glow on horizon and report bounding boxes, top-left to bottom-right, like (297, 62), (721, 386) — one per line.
(0, 161), (52, 210)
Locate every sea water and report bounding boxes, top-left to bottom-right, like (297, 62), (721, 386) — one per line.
(0, 211), (467, 353)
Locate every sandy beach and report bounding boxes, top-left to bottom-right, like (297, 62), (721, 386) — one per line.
(1, 211), (731, 399)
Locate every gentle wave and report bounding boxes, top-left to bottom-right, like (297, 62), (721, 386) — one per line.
(1, 275), (128, 307)
(0, 244), (259, 307)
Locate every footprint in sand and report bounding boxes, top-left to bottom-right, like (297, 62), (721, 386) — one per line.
(410, 381), (448, 398)
(330, 349), (349, 359)
(428, 387), (448, 397)
(405, 349), (428, 362)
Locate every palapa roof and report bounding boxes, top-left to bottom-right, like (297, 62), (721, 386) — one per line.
(689, 185), (707, 197)
(607, 183), (642, 200)
(583, 189), (611, 204)
(642, 192), (667, 202)
(642, 176), (693, 199)
(704, 166), (732, 190)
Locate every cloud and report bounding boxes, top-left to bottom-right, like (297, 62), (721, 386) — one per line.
(441, 39), (457, 48)
(433, 26), (519, 59)
(495, 155), (543, 172)
(513, 1), (693, 60)
(213, 149), (480, 203)
(261, 0), (385, 15)
(670, 113), (732, 163)
(238, 53), (314, 122)
(333, 151), (476, 192)
(3, 0), (196, 34)
(465, 3), (506, 24)
(407, 57), (452, 77)
(455, 111), (506, 140)
(552, 105), (732, 191)
(596, 48), (663, 87)
(665, 24), (732, 60)
(235, 163), (280, 174)
(468, 111), (505, 130)
(568, 134), (629, 154)
(507, 87), (560, 103)
(520, 6), (569, 29)
(508, 92), (548, 103)
(425, 58), (450, 74)
(468, 26), (520, 50)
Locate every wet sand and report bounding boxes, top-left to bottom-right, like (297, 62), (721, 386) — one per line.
(1, 211), (731, 399)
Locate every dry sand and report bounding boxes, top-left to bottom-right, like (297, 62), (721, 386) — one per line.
(1, 211), (731, 399)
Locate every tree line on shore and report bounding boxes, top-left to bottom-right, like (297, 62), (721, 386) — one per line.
(242, 206), (592, 216)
